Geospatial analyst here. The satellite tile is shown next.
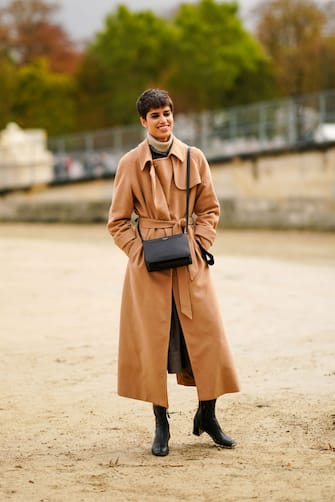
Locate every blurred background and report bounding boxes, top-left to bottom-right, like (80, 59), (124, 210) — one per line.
(0, 0), (335, 229)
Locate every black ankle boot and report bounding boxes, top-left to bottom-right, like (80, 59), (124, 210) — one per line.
(193, 399), (236, 448)
(152, 405), (170, 456)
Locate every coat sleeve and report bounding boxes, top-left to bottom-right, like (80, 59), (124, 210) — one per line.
(107, 156), (139, 257)
(193, 149), (220, 250)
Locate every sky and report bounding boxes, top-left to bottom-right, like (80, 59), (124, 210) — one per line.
(56, 0), (260, 42)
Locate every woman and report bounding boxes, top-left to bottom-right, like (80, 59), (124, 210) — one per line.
(107, 89), (240, 456)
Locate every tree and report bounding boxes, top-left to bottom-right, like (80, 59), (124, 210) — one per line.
(75, 5), (176, 128)
(10, 58), (76, 134)
(0, 0), (79, 135)
(0, 0), (81, 73)
(0, 57), (17, 129)
(254, 0), (335, 96)
(319, 35), (335, 90)
(167, 0), (275, 112)
(75, 1), (274, 130)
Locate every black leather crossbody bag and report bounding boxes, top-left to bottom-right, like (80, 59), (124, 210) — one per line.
(139, 147), (192, 272)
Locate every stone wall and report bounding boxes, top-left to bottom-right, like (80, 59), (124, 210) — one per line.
(211, 144), (335, 230)
(0, 144), (335, 230)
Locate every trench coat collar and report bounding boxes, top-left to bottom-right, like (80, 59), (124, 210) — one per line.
(138, 136), (187, 170)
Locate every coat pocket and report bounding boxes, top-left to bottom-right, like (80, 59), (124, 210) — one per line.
(128, 237), (142, 260)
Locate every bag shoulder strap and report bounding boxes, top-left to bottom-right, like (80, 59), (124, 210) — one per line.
(185, 146), (190, 234)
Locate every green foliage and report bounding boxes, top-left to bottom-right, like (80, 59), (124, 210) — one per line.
(1, 0), (277, 133)
(76, 5), (176, 128)
(0, 57), (17, 129)
(0, 0), (78, 135)
(11, 59), (76, 135)
(75, 1), (275, 128)
(167, 0), (275, 111)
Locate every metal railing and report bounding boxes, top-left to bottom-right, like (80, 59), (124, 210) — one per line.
(1, 89), (335, 191)
(48, 89), (335, 171)
(173, 89), (335, 157)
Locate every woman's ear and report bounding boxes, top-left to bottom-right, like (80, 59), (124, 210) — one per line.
(140, 116), (147, 129)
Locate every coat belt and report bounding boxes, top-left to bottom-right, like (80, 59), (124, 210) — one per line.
(138, 217), (194, 319)
(138, 217), (186, 231)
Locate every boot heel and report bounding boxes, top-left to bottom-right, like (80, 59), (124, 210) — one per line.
(192, 415), (203, 436)
(193, 424), (201, 436)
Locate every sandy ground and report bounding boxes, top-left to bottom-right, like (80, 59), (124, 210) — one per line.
(0, 224), (334, 502)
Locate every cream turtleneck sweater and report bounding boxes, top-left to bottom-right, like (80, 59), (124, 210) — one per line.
(147, 133), (174, 156)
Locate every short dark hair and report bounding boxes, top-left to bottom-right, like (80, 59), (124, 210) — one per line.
(136, 89), (174, 119)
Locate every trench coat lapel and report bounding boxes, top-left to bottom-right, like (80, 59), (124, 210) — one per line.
(137, 140), (168, 217)
(149, 161), (170, 217)
(169, 139), (201, 189)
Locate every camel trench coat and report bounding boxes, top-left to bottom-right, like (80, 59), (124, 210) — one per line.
(107, 137), (240, 407)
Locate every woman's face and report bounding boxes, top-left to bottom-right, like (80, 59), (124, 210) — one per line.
(140, 105), (174, 142)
